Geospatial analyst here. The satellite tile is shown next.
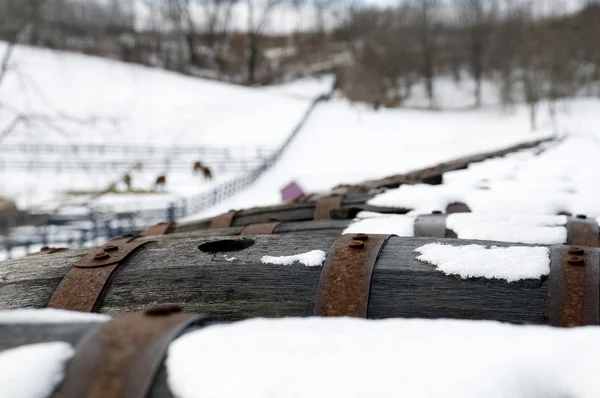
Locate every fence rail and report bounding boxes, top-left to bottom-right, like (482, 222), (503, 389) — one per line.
(0, 91), (332, 260)
(0, 143), (272, 158)
(0, 157), (269, 174)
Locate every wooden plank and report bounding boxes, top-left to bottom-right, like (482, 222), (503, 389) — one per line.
(0, 236), (553, 324)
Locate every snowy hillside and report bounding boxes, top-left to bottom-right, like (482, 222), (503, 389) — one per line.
(191, 94), (600, 220)
(0, 42), (324, 210)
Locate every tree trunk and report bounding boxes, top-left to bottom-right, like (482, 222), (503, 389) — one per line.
(247, 35), (259, 84)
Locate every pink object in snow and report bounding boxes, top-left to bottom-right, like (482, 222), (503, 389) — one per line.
(281, 182), (305, 202)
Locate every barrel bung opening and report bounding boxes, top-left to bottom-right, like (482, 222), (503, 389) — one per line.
(199, 238), (255, 253)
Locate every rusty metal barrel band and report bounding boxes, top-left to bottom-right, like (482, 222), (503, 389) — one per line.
(240, 222), (281, 236)
(47, 237), (156, 312)
(210, 210), (237, 229)
(27, 247), (69, 256)
(414, 214), (448, 238)
(446, 202), (470, 214)
(566, 218), (600, 247)
(313, 195), (343, 220)
(53, 310), (209, 398)
(314, 234), (394, 317)
(548, 246), (599, 327)
(139, 222), (176, 237)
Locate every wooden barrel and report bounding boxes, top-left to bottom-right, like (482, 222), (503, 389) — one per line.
(175, 196), (470, 233)
(2, 233), (597, 327)
(165, 214), (600, 251)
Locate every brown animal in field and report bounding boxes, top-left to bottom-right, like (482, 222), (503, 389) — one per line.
(193, 161), (213, 180)
(122, 174), (132, 191)
(154, 175), (166, 191)
(201, 166), (213, 180)
(193, 161), (204, 174)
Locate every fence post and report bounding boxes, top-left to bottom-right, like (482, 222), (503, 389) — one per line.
(6, 241), (12, 260)
(104, 220), (112, 240)
(167, 202), (176, 223)
(180, 199), (188, 218)
(90, 210), (98, 243)
(41, 226), (48, 247)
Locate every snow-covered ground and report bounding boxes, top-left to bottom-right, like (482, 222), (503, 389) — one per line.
(0, 42), (325, 211)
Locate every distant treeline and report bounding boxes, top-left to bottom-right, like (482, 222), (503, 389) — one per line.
(1, 0), (599, 127)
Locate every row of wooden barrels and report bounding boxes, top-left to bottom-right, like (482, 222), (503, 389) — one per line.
(2, 222), (599, 397)
(1, 137), (595, 398)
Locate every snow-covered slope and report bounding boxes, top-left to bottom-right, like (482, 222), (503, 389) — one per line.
(0, 42), (321, 210)
(0, 43), (312, 147)
(192, 94), (600, 219)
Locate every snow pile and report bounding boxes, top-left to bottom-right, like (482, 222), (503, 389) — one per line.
(261, 250), (326, 267)
(0, 342), (74, 398)
(166, 317), (600, 398)
(342, 214), (415, 236)
(368, 135), (600, 218)
(446, 214), (568, 244)
(0, 308), (110, 324)
(415, 243), (550, 282)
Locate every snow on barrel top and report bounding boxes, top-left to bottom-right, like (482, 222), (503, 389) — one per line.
(0, 342), (74, 398)
(341, 212), (567, 245)
(261, 250), (326, 267)
(367, 136), (600, 218)
(166, 317), (600, 398)
(415, 243), (550, 282)
(342, 214), (415, 236)
(446, 213), (568, 244)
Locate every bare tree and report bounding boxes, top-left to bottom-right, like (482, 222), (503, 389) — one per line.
(246, 0), (283, 84)
(414, 0), (440, 108)
(0, 0), (47, 143)
(456, 0), (498, 107)
(200, 0), (237, 73)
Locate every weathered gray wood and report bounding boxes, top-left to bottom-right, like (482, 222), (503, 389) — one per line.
(0, 235), (558, 324)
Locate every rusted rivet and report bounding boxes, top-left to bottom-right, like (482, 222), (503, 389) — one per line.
(103, 245), (119, 252)
(568, 247), (585, 255)
(576, 214), (587, 219)
(144, 304), (182, 316)
(93, 252), (110, 261)
(349, 240), (365, 249)
(352, 233), (369, 241)
(432, 210), (443, 215)
(568, 255), (585, 265)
